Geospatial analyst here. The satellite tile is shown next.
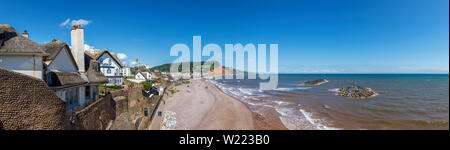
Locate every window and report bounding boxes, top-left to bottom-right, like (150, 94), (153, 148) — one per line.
(66, 89), (72, 104)
(85, 86), (91, 99)
(93, 63), (99, 72)
(144, 108), (148, 116)
(107, 68), (111, 74)
(73, 88), (79, 105)
(93, 86), (98, 100)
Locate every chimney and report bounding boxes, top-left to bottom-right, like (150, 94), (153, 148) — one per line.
(22, 30), (29, 38)
(71, 24), (85, 72)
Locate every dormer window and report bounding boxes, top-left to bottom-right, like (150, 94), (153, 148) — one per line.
(107, 68), (111, 74)
(93, 62), (100, 72)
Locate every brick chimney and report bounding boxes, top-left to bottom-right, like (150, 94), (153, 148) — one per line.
(70, 24), (85, 72)
(22, 30), (29, 38)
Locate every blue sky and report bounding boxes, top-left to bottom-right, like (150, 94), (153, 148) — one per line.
(1, 0), (448, 73)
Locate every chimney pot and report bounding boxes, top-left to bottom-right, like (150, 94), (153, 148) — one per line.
(77, 24), (81, 29)
(22, 30), (29, 38)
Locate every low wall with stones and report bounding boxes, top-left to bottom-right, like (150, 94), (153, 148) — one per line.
(113, 96), (127, 116)
(72, 94), (115, 130)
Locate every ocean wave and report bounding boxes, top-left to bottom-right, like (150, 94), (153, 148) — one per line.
(298, 108), (340, 130)
(274, 87), (311, 92)
(273, 101), (291, 105)
(238, 87), (258, 96)
(274, 106), (339, 130)
(209, 79), (340, 130)
(328, 88), (340, 92)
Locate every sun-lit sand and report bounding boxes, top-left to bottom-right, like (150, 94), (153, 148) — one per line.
(160, 80), (255, 130)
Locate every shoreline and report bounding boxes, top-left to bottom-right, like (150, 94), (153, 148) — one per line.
(206, 79), (288, 130)
(158, 79), (287, 130)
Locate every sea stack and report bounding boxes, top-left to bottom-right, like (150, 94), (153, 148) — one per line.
(337, 85), (376, 98)
(298, 79), (328, 86)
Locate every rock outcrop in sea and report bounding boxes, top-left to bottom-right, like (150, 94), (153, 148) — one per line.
(337, 85), (376, 98)
(298, 79), (328, 86)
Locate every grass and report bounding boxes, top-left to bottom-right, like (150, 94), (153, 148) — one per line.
(100, 85), (123, 90)
(123, 76), (135, 79)
(184, 80), (190, 84)
(169, 88), (176, 94)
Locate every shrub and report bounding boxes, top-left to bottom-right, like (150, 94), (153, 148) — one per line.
(100, 85), (123, 90)
(140, 81), (153, 91)
(169, 89), (176, 94)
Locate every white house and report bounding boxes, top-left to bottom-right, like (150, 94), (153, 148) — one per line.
(0, 24), (47, 80)
(135, 71), (152, 81)
(122, 67), (132, 76)
(1, 24), (108, 114)
(88, 50), (123, 85)
(42, 39), (86, 111)
(41, 25), (109, 112)
(69, 25), (109, 106)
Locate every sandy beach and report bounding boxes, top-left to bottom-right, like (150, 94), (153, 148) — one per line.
(156, 80), (287, 130)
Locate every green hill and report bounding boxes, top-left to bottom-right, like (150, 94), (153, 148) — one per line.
(150, 61), (246, 74)
(150, 61), (221, 73)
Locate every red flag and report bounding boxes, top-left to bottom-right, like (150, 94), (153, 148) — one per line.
(136, 58), (139, 62)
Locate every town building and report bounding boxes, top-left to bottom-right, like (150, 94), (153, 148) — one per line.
(135, 71), (152, 81)
(122, 66), (132, 76)
(87, 49), (124, 85)
(68, 25), (109, 108)
(1, 24), (108, 114)
(0, 24), (47, 80)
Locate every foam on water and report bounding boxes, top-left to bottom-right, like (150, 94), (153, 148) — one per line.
(208, 79), (339, 130)
(274, 87), (312, 92)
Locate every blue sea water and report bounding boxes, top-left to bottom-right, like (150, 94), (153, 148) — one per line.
(208, 74), (449, 130)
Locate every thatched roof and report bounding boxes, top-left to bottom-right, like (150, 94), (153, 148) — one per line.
(49, 71), (87, 86)
(41, 40), (68, 59)
(83, 54), (108, 84)
(41, 40), (79, 70)
(135, 65), (150, 72)
(86, 49), (123, 68)
(138, 72), (150, 79)
(0, 68), (69, 130)
(0, 24), (47, 55)
(85, 67), (109, 84)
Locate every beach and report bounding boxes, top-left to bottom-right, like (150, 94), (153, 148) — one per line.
(157, 79), (287, 130)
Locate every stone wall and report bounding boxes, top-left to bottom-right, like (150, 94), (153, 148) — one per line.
(0, 68), (70, 130)
(110, 88), (127, 98)
(113, 96), (127, 116)
(72, 94), (115, 130)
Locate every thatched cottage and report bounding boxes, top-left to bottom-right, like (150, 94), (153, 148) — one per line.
(0, 24), (48, 79)
(1, 24), (108, 115)
(41, 38), (108, 112)
(86, 49), (124, 85)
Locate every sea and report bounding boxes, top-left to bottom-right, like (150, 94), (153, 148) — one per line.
(207, 74), (449, 130)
